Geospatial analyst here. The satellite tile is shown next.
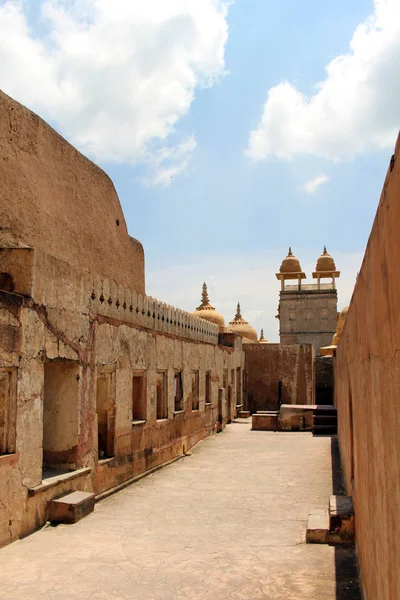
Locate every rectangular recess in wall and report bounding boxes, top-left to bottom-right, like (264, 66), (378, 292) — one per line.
(156, 371), (168, 420)
(205, 371), (212, 405)
(191, 371), (199, 410)
(132, 370), (147, 421)
(174, 371), (183, 412)
(0, 368), (17, 455)
(96, 367), (116, 460)
(43, 361), (79, 472)
(236, 367), (242, 406)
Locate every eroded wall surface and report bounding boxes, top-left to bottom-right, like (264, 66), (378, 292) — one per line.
(244, 343), (315, 412)
(0, 251), (244, 548)
(0, 90), (244, 548)
(336, 135), (400, 600)
(0, 90), (145, 293)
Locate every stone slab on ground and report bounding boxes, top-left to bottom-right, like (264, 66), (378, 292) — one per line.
(0, 427), (361, 600)
(306, 508), (329, 544)
(48, 491), (95, 524)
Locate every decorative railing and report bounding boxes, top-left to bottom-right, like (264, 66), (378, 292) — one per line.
(89, 277), (220, 345)
(284, 283), (334, 291)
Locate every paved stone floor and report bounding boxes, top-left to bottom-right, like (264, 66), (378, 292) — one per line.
(0, 424), (361, 599)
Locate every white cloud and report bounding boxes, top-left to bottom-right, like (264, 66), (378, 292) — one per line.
(140, 135), (197, 187)
(298, 174), (330, 194)
(0, 0), (229, 182)
(146, 249), (362, 342)
(247, 0), (400, 161)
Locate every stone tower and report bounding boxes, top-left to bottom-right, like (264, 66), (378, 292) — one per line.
(275, 247), (340, 353)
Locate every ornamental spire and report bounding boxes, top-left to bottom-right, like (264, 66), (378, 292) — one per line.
(196, 282), (215, 311)
(229, 302), (249, 325)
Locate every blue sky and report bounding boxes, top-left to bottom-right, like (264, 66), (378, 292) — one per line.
(0, 0), (398, 340)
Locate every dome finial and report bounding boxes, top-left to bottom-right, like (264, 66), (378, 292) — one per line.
(288, 246), (293, 256)
(201, 282), (209, 305)
(236, 302), (242, 319)
(323, 245), (327, 255)
(196, 282), (215, 311)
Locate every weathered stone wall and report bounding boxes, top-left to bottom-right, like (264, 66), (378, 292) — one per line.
(315, 357), (333, 404)
(335, 135), (400, 600)
(0, 90), (145, 293)
(0, 252), (244, 548)
(279, 289), (337, 353)
(244, 344), (315, 412)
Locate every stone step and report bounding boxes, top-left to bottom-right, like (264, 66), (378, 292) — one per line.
(313, 424), (337, 435)
(314, 408), (337, 416)
(238, 410), (251, 418)
(314, 415), (337, 424)
(306, 496), (355, 545)
(306, 509), (329, 543)
(329, 495), (355, 541)
(48, 491), (95, 524)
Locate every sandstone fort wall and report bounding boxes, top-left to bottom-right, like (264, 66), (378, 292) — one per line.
(0, 90), (145, 294)
(335, 133), (400, 600)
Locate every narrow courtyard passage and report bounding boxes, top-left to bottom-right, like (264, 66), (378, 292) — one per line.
(0, 424), (360, 600)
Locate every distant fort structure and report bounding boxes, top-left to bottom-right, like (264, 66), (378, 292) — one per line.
(276, 247), (340, 354)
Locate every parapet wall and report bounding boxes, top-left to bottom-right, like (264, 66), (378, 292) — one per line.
(90, 276), (219, 345)
(335, 133), (400, 600)
(0, 89), (145, 293)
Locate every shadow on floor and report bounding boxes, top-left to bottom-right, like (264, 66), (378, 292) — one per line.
(330, 436), (362, 600)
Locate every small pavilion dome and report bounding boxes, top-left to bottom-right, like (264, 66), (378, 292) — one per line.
(315, 246), (337, 273)
(279, 247), (303, 274)
(228, 303), (258, 343)
(192, 283), (225, 331)
(259, 329), (268, 343)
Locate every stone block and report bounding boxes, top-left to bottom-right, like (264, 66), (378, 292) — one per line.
(306, 509), (329, 544)
(48, 491), (95, 524)
(238, 410), (250, 418)
(329, 495), (355, 541)
(251, 413), (279, 431)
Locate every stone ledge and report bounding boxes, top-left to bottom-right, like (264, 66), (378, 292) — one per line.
(28, 467), (91, 496)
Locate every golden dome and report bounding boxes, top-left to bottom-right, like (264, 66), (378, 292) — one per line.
(259, 329), (268, 343)
(279, 247), (303, 274)
(192, 283), (225, 331)
(315, 246), (336, 273)
(228, 303), (258, 343)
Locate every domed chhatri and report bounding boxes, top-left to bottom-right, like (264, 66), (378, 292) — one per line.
(315, 246), (337, 273)
(259, 328), (268, 343)
(312, 246), (340, 287)
(279, 247), (303, 275)
(229, 303), (258, 343)
(276, 247), (306, 290)
(192, 283), (225, 331)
